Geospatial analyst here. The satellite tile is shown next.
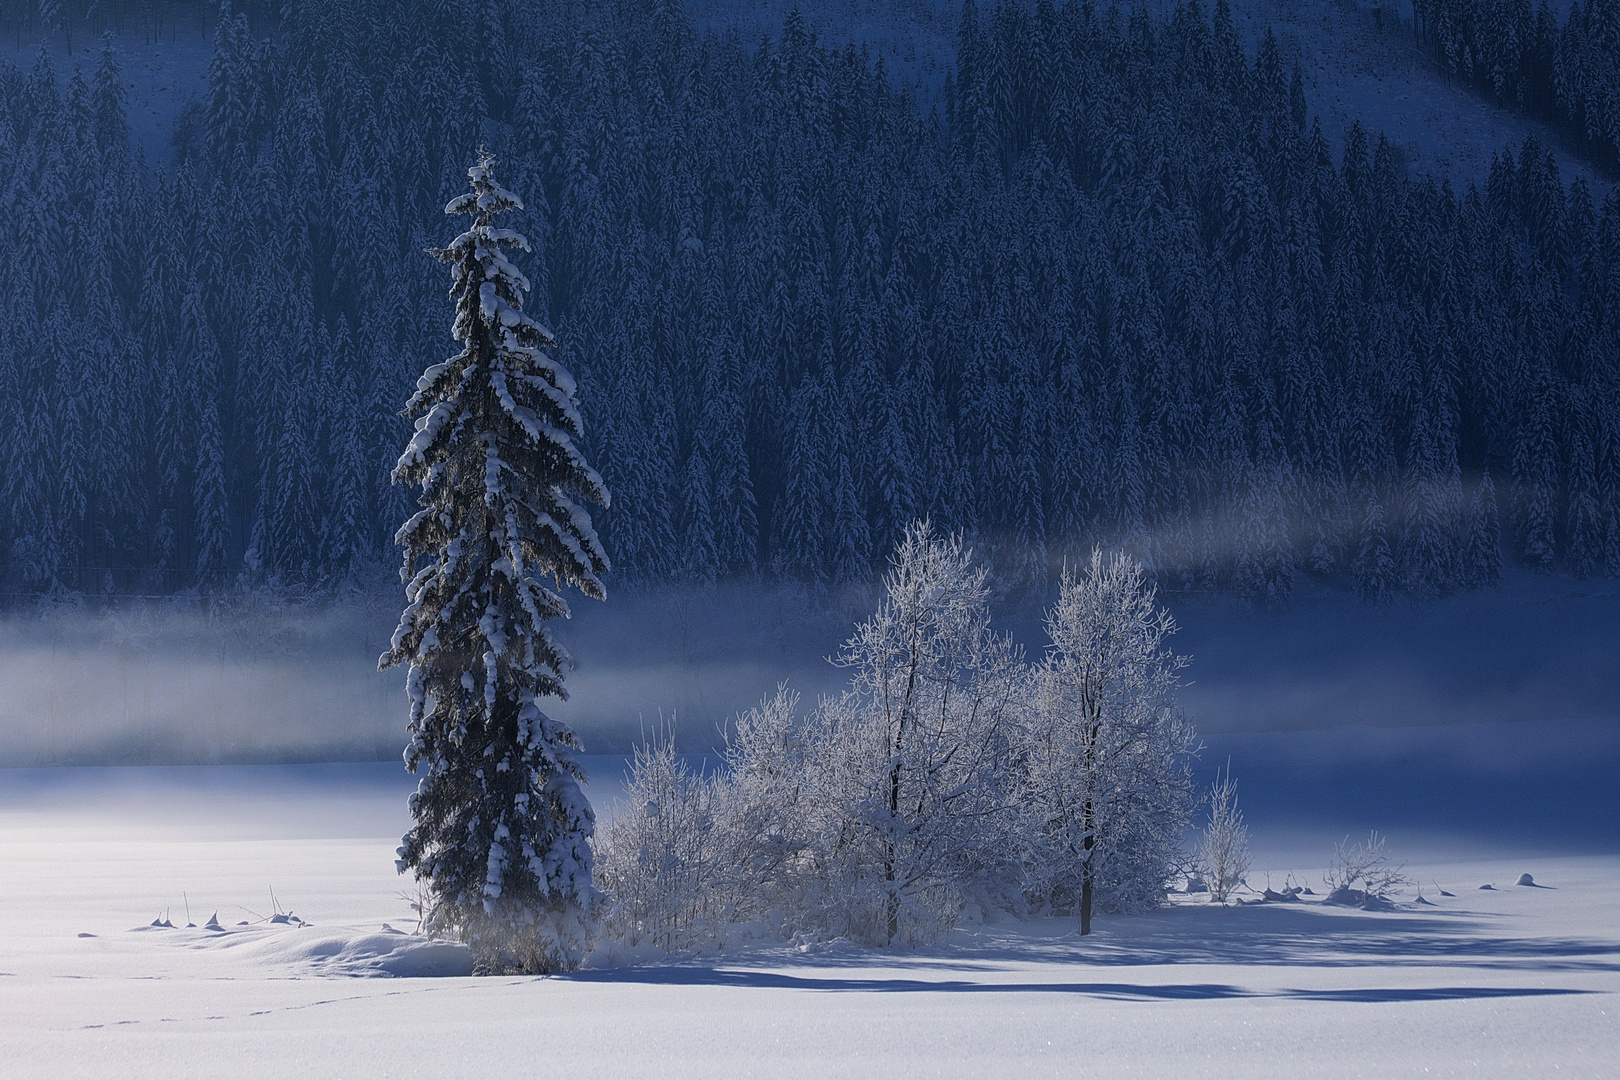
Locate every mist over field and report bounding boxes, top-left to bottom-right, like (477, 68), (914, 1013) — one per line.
(3, 567), (1614, 849)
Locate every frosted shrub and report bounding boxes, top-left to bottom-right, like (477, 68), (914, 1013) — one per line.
(596, 734), (734, 953)
(1324, 831), (1410, 907)
(1197, 762), (1252, 903)
(597, 695), (815, 952)
(719, 687), (818, 927)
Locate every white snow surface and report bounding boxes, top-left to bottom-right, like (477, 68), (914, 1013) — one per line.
(2, 762), (1616, 1078)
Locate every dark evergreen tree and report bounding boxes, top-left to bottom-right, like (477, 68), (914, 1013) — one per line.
(1354, 495), (1397, 604)
(382, 153), (609, 974)
(1463, 470), (1504, 589)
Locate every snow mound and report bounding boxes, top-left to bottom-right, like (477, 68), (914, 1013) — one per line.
(244, 929), (471, 977)
(127, 922), (473, 978)
(1324, 887), (1399, 910)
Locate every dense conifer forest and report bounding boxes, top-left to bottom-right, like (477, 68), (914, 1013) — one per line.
(1, 0), (1617, 602)
(1412, 0), (1620, 166)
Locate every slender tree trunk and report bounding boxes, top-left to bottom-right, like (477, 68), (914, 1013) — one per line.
(884, 753), (901, 943)
(883, 644), (916, 945)
(884, 857), (899, 944)
(1079, 798), (1094, 935)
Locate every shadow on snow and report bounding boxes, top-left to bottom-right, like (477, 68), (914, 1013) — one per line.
(572, 901), (1620, 988)
(565, 968), (1595, 1003)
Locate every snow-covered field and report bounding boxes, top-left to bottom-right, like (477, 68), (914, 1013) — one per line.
(3, 761), (1615, 1078)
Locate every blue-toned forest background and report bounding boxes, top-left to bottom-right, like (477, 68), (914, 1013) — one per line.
(1, 0), (1618, 603)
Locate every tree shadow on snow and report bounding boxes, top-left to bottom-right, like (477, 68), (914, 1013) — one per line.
(577, 902), (1620, 986)
(841, 903), (1620, 976)
(563, 967), (1595, 1003)
(1032, 904), (1620, 974)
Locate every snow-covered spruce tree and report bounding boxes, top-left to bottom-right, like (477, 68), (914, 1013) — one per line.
(1023, 549), (1197, 935)
(381, 153), (610, 975)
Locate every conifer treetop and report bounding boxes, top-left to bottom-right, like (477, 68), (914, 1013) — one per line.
(390, 150), (609, 674)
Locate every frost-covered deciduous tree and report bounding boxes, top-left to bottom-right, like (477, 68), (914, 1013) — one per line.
(1197, 761), (1251, 903)
(1023, 550), (1197, 934)
(381, 152), (610, 975)
(815, 522), (1024, 944)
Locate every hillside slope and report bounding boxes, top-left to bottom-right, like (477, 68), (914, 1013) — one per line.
(686, 0), (1613, 191)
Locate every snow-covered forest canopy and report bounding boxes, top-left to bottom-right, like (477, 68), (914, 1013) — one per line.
(1411, 0), (1620, 166)
(1, 0), (1618, 602)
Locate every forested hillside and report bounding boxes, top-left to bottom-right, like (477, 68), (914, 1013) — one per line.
(1412, 0), (1620, 165)
(1, 0), (1617, 603)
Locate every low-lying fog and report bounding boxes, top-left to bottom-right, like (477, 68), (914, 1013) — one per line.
(2, 569), (1615, 847)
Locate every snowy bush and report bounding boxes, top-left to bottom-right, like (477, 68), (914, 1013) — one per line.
(717, 687), (821, 929)
(595, 732), (731, 953)
(1324, 832), (1411, 907)
(1197, 763), (1252, 904)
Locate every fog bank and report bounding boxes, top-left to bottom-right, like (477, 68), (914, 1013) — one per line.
(0, 571), (1615, 782)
